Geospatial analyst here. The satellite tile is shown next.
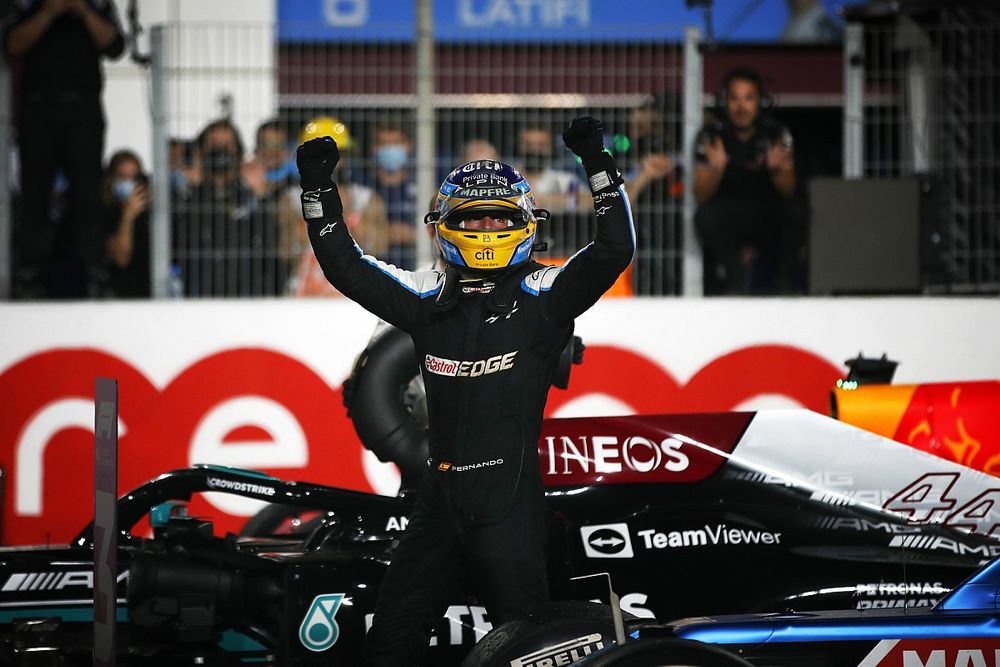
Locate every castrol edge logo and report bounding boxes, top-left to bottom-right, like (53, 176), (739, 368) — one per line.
(424, 351), (517, 378)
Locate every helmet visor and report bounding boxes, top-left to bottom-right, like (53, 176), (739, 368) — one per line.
(443, 206), (527, 231)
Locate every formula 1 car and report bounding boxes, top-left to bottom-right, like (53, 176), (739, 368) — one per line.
(465, 551), (1000, 667)
(3, 409), (1000, 665)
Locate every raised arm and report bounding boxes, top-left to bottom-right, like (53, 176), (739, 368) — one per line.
(540, 117), (635, 323)
(297, 137), (440, 332)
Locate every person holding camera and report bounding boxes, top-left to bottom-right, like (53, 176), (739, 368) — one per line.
(102, 149), (150, 298)
(693, 67), (805, 295)
(297, 117), (633, 666)
(4, 0), (125, 298)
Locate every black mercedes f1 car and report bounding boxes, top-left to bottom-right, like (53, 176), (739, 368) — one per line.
(3, 409), (999, 665)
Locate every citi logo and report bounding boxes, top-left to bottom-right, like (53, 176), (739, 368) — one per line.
(475, 248), (495, 261)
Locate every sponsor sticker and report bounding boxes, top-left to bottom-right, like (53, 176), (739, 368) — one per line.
(589, 171), (612, 191)
(580, 523), (634, 559)
(510, 633), (605, 667)
(206, 477), (276, 496)
(424, 352), (517, 378)
(299, 594), (345, 652)
(636, 524), (782, 550)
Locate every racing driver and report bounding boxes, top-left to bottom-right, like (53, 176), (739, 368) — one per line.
(296, 117), (634, 666)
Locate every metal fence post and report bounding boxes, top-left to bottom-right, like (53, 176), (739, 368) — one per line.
(682, 26), (704, 297)
(0, 52), (11, 299)
(414, 0), (435, 269)
(150, 25), (171, 299)
(843, 23), (864, 179)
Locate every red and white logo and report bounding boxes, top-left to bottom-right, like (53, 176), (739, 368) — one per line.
(424, 352), (517, 378)
(538, 413), (750, 487)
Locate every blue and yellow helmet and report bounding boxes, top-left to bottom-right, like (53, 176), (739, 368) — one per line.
(427, 160), (541, 275)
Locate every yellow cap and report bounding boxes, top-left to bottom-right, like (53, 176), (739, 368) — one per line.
(300, 116), (353, 151)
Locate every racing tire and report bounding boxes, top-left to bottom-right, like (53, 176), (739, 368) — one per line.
(576, 638), (754, 666)
(460, 601), (636, 667)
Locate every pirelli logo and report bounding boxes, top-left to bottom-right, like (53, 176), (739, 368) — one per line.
(424, 351), (517, 378)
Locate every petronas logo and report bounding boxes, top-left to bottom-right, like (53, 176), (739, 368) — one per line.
(299, 593), (345, 652)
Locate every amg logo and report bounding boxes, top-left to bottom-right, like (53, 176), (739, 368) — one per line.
(828, 518), (921, 534)
(637, 524), (782, 549)
(206, 477), (276, 496)
(889, 534), (1000, 557)
(424, 352), (517, 378)
(2, 570), (128, 592)
(510, 633), (605, 667)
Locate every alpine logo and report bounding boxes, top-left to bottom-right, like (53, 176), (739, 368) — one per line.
(580, 523), (634, 559)
(299, 593), (345, 652)
(424, 351), (517, 378)
(510, 633), (606, 667)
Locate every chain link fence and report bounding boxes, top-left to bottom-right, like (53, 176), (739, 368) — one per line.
(150, 19), (691, 298)
(844, 4), (999, 292)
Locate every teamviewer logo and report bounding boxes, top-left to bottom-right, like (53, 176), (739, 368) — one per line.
(580, 523), (634, 559)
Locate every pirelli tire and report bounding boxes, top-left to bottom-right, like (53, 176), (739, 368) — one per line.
(459, 601), (637, 667)
(575, 638), (754, 667)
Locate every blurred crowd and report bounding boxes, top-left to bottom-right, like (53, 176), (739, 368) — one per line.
(3, 0), (817, 300)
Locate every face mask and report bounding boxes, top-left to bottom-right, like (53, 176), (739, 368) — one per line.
(266, 157), (297, 184)
(520, 152), (551, 173)
(204, 148), (239, 175)
(376, 144), (408, 172)
(171, 169), (188, 192)
(112, 179), (136, 202)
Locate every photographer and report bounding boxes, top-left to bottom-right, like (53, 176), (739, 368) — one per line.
(103, 149), (150, 297)
(3, 0), (124, 298)
(693, 67), (805, 295)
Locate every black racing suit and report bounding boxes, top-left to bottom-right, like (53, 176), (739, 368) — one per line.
(304, 153), (634, 666)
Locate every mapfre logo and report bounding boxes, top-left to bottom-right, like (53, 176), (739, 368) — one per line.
(424, 352), (517, 378)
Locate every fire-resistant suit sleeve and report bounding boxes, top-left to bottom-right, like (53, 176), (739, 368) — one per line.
(304, 187), (442, 333)
(542, 153), (636, 323)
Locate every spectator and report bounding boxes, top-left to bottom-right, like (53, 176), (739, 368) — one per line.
(3, 0), (124, 298)
(367, 120), (417, 269)
(514, 123), (585, 213)
(782, 0), (842, 43)
(168, 137), (198, 199)
(461, 138), (499, 163)
(173, 118), (280, 297)
(102, 149), (149, 298)
(291, 116), (388, 296)
(693, 68), (805, 295)
(243, 119), (300, 291)
(620, 94), (679, 295)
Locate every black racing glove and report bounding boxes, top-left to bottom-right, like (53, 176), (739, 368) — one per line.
(562, 116), (608, 161)
(562, 116), (623, 191)
(296, 137), (343, 222)
(296, 137), (340, 192)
